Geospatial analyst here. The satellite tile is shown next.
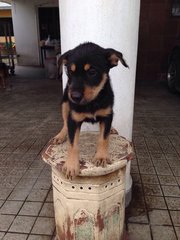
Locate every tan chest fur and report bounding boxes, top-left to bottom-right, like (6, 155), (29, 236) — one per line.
(71, 107), (112, 122)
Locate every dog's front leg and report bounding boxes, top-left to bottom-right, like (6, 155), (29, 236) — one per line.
(53, 102), (69, 144)
(62, 114), (81, 179)
(93, 114), (113, 167)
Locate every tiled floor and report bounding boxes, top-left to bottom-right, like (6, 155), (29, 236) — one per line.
(0, 66), (60, 240)
(0, 66), (179, 239)
(126, 83), (180, 240)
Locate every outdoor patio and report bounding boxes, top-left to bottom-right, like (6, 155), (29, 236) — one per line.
(0, 66), (179, 240)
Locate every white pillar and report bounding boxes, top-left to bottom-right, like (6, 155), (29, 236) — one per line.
(11, 0), (40, 66)
(59, 0), (140, 205)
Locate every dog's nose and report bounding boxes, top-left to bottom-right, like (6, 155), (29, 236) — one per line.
(71, 91), (83, 103)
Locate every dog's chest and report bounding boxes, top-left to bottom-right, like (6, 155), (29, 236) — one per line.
(71, 107), (112, 122)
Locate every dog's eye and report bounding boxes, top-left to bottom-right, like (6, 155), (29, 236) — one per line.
(87, 68), (97, 77)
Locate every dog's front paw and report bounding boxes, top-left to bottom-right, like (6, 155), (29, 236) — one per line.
(92, 153), (112, 167)
(52, 132), (67, 145)
(110, 127), (119, 135)
(62, 158), (80, 179)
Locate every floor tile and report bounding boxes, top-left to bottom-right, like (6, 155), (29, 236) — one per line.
(130, 184), (145, 208)
(30, 160), (46, 169)
(16, 178), (37, 190)
(130, 165), (139, 174)
(0, 232), (5, 239)
(143, 184), (163, 196)
(31, 217), (55, 235)
(0, 167), (11, 178)
(137, 157), (153, 166)
(0, 188), (13, 200)
(128, 223), (151, 240)
(0, 214), (15, 231)
(166, 197), (180, 210)
(176, 177), (180, 185)
(8, 188), (31, 201)
(155, 165), (173, 175)
(167, 158), (180, 167)
(33, 178), (52, 190)
(171, 167), (180, 177)
(151, 226), (177, 240)
(145, 196), (167, 209)
(152, 159), (169, 167)
(27, 235), (52, 240)
(175, 227), (180, 239)
(162, 185), (180, 197)
(0, 177), (20, 188)
(9, 216), (36, 233)
(27, 189), (48, 202)
(23, 169), (42, 178)
(127, 208), (149, 224)
(19, 202), (43, 216)
(0, 200), (4, 208)
(150, 153), (166, 161)
(148, 209), (172, 225)
(141, 174), (159, 185)
(45, 190), (53, 202)
(38, 167), (52, 179)
(3, 233), (28, 240)
(10, 168), (27, 178)
(0, 200), (23, 215)
(159, 175), (178, 186)
(39, 202), (54, 217)
(139, 166), (156, 175)
(170, 211), (180, 226)
(131, 173), (142, 184)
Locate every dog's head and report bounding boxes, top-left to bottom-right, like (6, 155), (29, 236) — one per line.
(58, 42), (128, 105)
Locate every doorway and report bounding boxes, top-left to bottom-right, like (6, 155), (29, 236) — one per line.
(38, 7), (60, 42)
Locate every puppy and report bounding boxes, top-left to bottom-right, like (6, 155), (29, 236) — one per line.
(53, 42), (128, 179)
(0, 62), (9, 89)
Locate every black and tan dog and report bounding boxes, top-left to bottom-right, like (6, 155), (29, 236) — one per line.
(53, 42), (128, 179)
(0, 62), (9, 89)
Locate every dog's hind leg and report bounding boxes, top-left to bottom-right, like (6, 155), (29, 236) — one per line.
(53, 102), (69, 144)
(92, 114), (113, 167)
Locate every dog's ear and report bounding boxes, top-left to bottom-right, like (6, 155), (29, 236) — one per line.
(105, 48), (129, 69)
(56, 50), (72, 78)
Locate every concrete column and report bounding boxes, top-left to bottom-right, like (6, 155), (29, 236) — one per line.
(59, 0), (140, 205)
(11, 0), (40, 65)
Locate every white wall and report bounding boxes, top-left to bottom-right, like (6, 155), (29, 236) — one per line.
(11, 0), (58, 66)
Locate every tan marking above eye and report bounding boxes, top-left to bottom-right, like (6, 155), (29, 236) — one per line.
(84, 64), (91, 71)
(70, 64), (76, 72)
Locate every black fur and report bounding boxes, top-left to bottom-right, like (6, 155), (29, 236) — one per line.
(68, 115), (81, 144)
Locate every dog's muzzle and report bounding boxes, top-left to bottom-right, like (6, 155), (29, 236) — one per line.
(70, 91), (83, 104)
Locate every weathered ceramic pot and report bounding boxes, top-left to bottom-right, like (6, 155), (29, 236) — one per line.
(42, 132), (133, 240)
